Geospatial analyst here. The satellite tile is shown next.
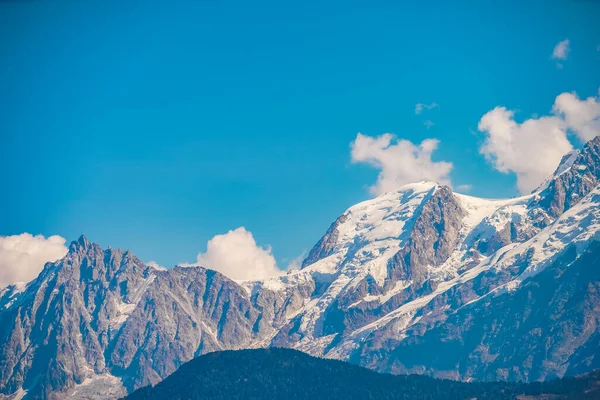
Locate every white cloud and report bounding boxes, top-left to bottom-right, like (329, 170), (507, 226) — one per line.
(553, 90), (600, 141)
(284, 252), (306, 272)
(0, 233), (68, 288)
(478, 107), (573, 194)
(424, 120), (435, 129)
(350, 133), (453, 195)
(478, 88), (600, 194)
(456, 184), (472, 193)
(146, 261), (167, 271)
(415, 102), (439, 115)
(552, 39), (570, 60)
(190, 227), (283, 281)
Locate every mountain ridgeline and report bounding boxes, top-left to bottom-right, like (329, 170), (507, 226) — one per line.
(1, 136), (600, 399)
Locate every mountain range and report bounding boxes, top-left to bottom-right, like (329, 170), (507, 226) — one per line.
(1, 136), (600, 399)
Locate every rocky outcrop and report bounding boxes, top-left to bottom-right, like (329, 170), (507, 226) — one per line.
(301, 213), (350, 268)
(387, 186), (465, 285)
(534, 136), (600, 217)
(107, 267), (263, 391)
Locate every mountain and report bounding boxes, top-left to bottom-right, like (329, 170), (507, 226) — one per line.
(123, 348), (600, 400)
(1, 136), (599, 399)
(268, 137), (600, 382)
(0, 238), (273, 399)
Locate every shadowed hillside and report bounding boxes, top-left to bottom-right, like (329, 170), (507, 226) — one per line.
(123, 348), (600, 400)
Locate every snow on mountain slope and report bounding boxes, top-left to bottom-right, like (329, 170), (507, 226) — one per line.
(1, 137), (600, 399)
(301, 181), (438, 277)
(265, 136), (600, 369)
(328, 185), (600, 362)
(266, 187), (534, 352)
(493, 184), (600, 287)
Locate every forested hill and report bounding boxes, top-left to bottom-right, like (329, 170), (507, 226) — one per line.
(123, 348), (600, 400)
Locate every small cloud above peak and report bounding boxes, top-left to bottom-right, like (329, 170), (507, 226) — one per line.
(284, 251), (306, 273)
(415, 102), (439, 115)
(456, 184), (473, 193)
(552, 39), (570, 60)
(147, 261), (167, 271)
(350, 133), (453, 196)
(186, 227), (284, 281)
(552, 39), (570, 68)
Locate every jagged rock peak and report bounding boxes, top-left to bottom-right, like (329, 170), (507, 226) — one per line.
(573, 134), (600, 171)
(536, 135), (600, 191)
(69, 234), (93, 252)
(532, 135), (600, 217)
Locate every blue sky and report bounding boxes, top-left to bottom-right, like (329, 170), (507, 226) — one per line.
(1, 0), (599, 272)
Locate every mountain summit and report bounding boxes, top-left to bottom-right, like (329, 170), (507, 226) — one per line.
(2, 137), (600, 399)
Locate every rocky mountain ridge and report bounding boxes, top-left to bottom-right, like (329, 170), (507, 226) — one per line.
(1, 136), (600, 399)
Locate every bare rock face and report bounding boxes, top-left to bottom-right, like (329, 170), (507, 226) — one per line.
(0, 237), (156, 398)
(107, 267), (264, 391)
(301, 213), (350, 268)
(2, 137), (600, 399)
(534, 136), (600, 218)
(387, 186), (465, 285)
